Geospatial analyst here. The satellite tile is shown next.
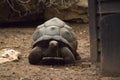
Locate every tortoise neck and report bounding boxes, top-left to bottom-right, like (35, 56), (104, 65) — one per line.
(44, 42), (59, 57)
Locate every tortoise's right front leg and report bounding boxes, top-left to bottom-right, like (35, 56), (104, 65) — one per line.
(28, 46), (43, 65)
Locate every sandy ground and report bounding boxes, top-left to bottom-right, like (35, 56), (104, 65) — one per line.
(0, 23), (119, 80)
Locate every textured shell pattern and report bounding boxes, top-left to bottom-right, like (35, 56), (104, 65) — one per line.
(32, 17), (77, 51)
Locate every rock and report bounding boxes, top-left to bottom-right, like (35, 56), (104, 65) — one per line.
(0, 0), (44, 22)
(44, 0), (88, 23)
(0, 49), (21, 64)
(81, 62), (91, 68)
(77, 0), (88, 8)
(0, 0), (88, 23)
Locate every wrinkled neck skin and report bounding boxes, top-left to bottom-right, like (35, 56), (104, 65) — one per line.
(48, 46), (57, 53)
(44, 40), (59, 57)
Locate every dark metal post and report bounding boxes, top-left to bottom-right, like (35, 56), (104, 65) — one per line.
(88, 0), (120, 74)
(88, 0), (99, 62)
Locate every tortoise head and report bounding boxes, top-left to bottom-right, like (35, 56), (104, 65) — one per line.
(49, 40), (58, 48)
(43, 40), (59, 58)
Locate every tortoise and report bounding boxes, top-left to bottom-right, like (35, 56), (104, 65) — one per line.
(28, 17), (81, 65)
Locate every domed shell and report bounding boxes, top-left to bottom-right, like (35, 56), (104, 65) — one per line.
(32, 17), (77, 51)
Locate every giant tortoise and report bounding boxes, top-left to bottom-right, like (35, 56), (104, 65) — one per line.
(28, 17), (81, 65)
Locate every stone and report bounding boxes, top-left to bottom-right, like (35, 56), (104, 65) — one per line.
(0, 0), (88, 23)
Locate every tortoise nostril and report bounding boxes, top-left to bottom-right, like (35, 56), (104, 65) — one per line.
(51, 27), (56, 31)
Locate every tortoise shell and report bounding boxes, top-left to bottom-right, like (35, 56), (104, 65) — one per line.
(32, 17), (77, 53)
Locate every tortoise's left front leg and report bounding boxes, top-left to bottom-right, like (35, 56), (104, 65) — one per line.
(61, 47), (75, 64)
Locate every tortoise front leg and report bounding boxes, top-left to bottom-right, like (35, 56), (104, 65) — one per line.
(28, 46), (43, 65)
(61, 47), (75, 64)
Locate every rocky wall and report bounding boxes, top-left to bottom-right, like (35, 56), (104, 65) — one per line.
(0, 0), (88, 23)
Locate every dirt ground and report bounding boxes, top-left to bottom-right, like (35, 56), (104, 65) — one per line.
(0, 23), (119, 80)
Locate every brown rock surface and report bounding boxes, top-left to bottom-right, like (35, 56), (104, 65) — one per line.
(0, 0), (88, 23)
